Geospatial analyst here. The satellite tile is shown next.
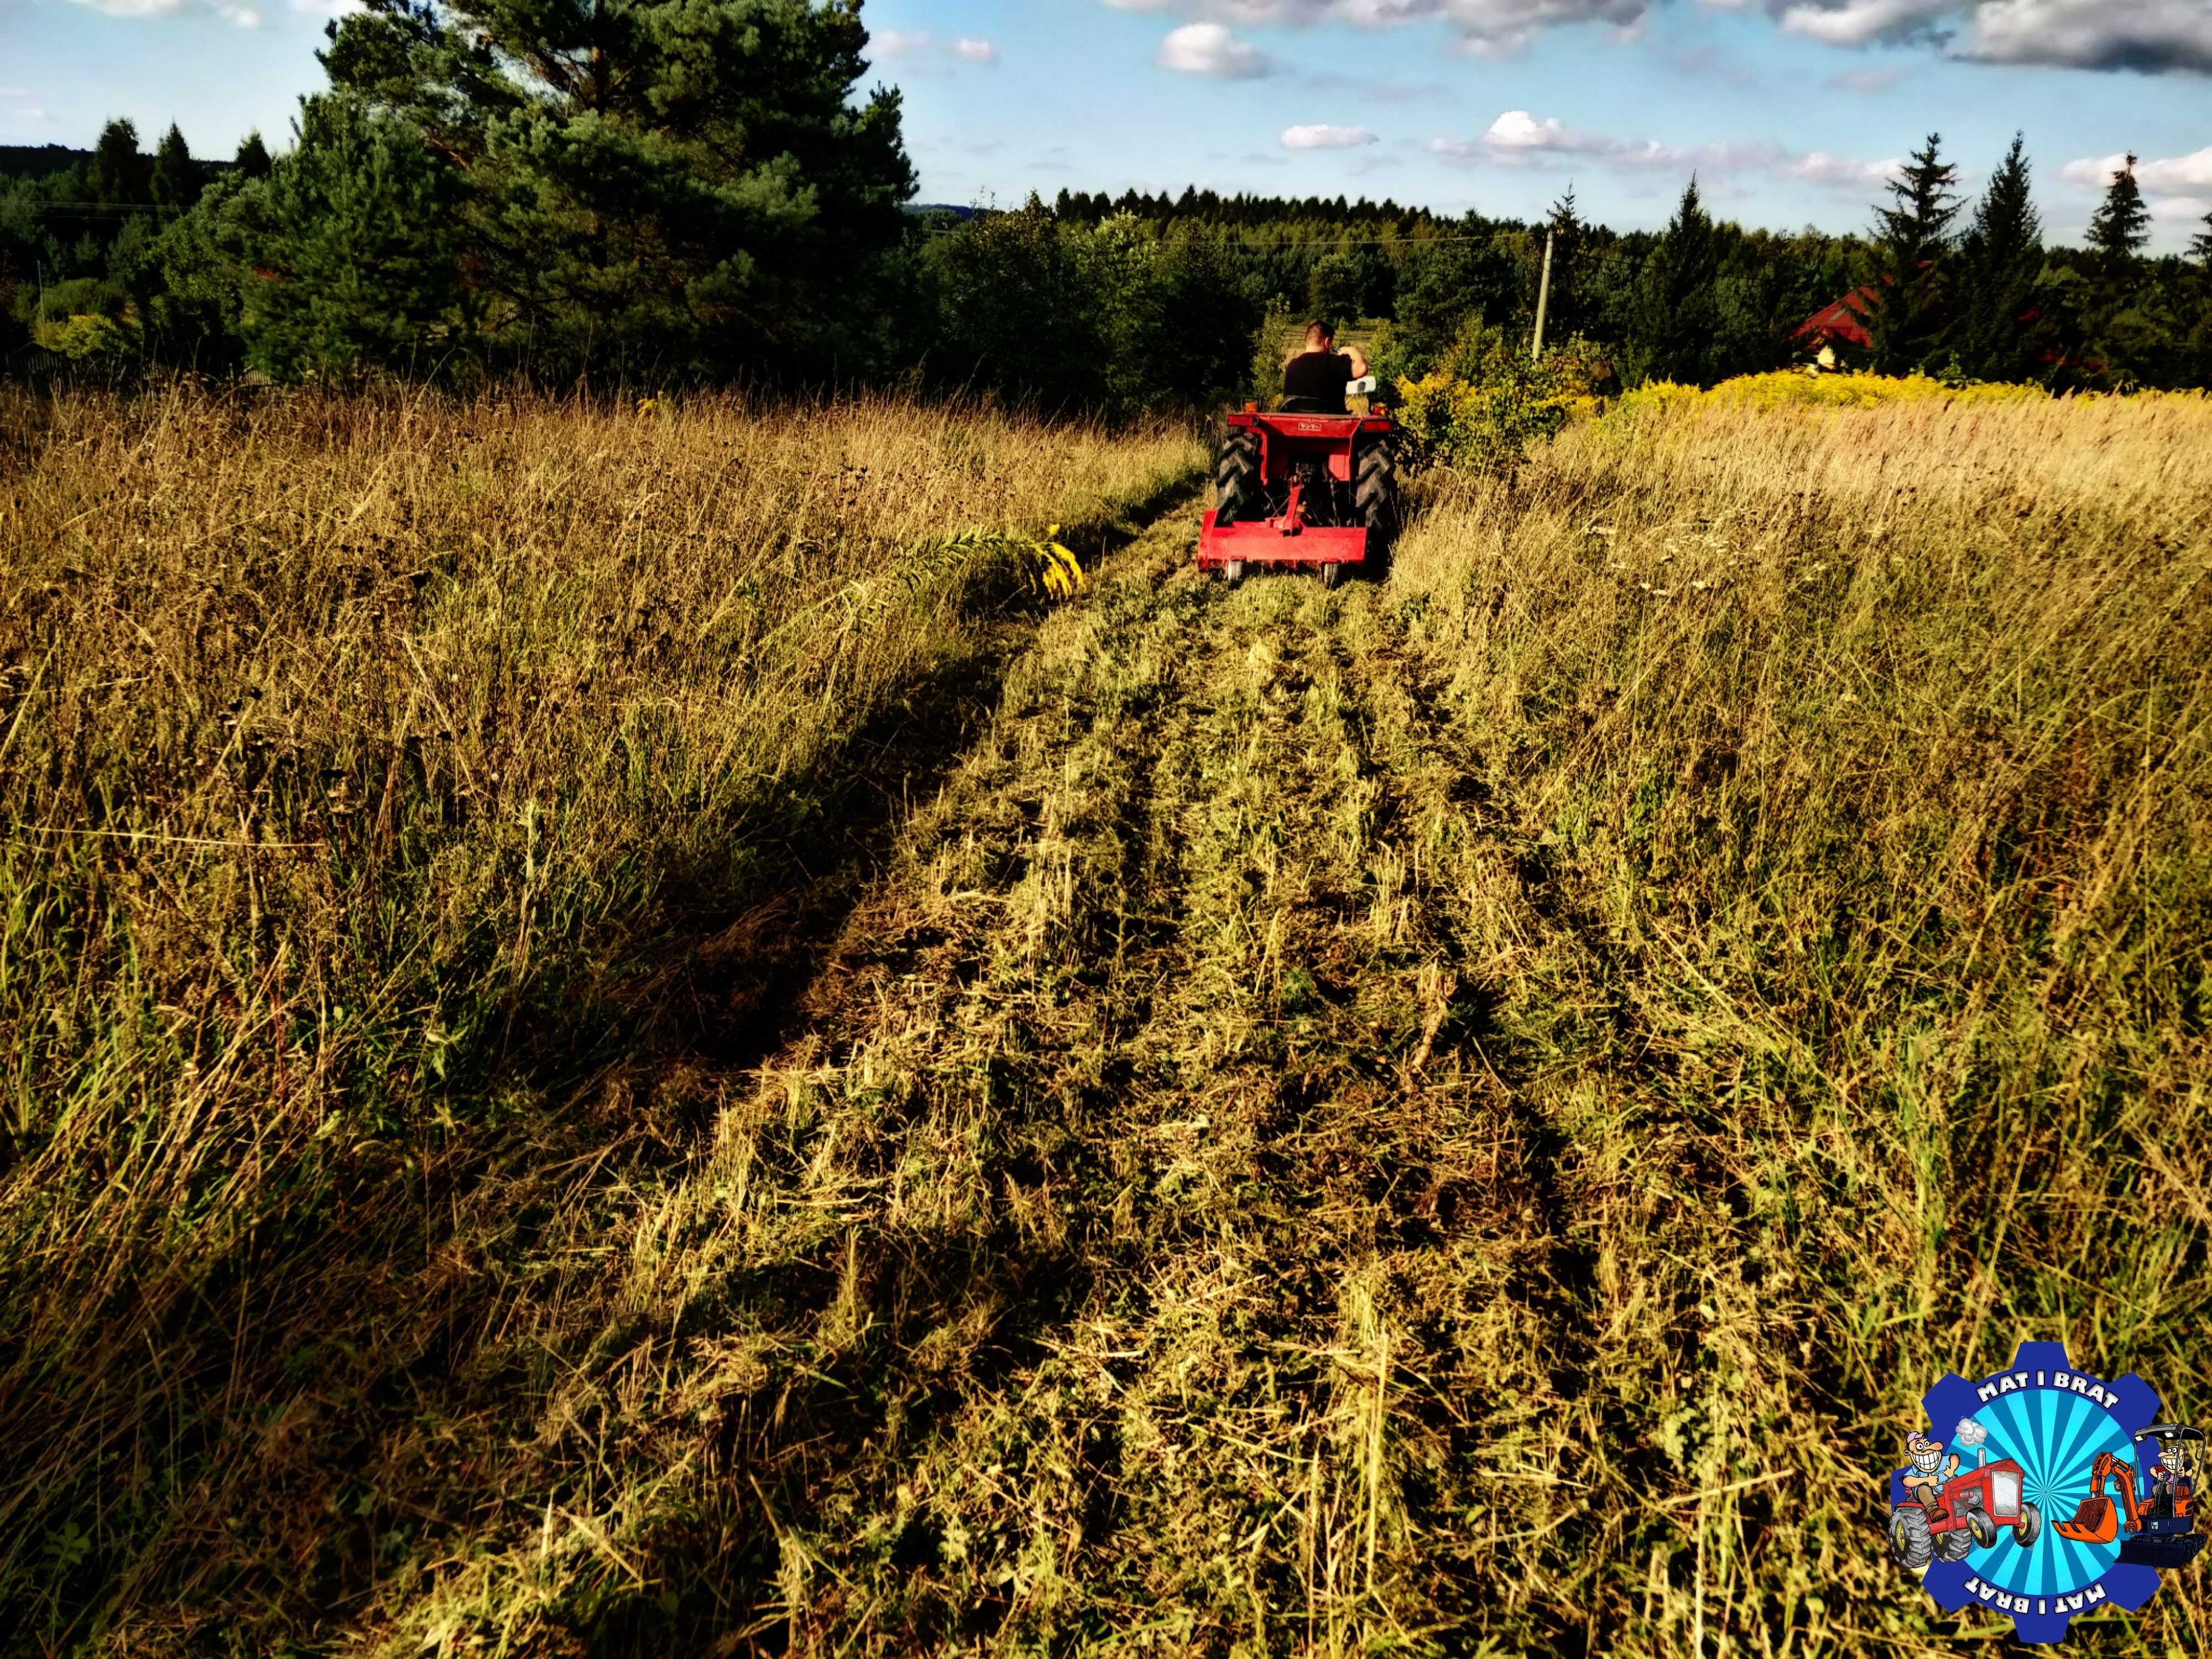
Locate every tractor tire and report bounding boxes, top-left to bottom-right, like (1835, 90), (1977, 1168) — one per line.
(1355, 437), (1400, 566)
(1936, 1526), (1975, 1563)
(2014, 1502), (2042, 1548)
(1216, 429), (1262, 528)
(1968, 1509), (1999, 1550)
(1890, 1506), (1935, 1571)
(1223, 560), (1246, 590)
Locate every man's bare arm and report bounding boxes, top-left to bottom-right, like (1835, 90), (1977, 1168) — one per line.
(1344, 344), (1370, 379)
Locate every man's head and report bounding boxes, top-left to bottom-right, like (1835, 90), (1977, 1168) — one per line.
(1907, 1432), (1944, 1475)
(1304, 320), (1335, 352)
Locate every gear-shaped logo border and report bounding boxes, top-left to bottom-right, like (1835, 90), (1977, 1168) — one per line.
(1893, 1342), (2168, 1643)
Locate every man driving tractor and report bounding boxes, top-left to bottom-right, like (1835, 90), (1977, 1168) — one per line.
(1903, 1431), (1961, 1514)
(1280, 321), (1370, 414)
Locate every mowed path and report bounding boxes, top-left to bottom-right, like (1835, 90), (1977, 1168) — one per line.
(674, 504), (1605, 1652)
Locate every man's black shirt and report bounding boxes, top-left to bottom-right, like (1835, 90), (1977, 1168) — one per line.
(1282, 350), (1354, 413)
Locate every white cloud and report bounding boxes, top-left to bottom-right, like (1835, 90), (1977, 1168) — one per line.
(216, 1), (260, 23)
(1445, 108), (1794, 174)
(1102, 0), (2212, 73)
(1787, 150), (1905, 186)
(1432, 109), (1897, 190)
(1281, 123), (1380, 149)
(2060, 147), (2212, 194)
(291, 0), (365, 13)
(1158, 23), (1274, 76)
(1774, 0), (2212, 71)
(1111, 1), (1655, 59)
(1777, 0), (1950, 46)
(67, 0), (189, 14)
(1969, 0), (2212, 71)
(873, 28), (1003, 68)
(0, 86), (49, 130)
(2148, 194), (2210, 222)
(873, 29), (934, 59)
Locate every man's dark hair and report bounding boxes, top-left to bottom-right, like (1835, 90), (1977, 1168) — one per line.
(1304, 319), (1335, 346)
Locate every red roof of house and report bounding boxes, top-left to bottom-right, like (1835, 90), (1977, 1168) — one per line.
(1794, 286), (1877, 350)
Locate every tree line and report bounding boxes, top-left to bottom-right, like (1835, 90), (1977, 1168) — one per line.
(3, 0), (2208, 410)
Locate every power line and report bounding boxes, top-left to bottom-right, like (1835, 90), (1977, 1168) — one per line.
(7, 202), (189, 218)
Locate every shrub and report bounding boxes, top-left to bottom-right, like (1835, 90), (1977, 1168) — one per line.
(30, 313), (135, 362)
(1391, 321), (1609, 474)
(1615, 368), (2051, 418)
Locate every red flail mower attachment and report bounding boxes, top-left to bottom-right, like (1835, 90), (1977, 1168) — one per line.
(1198, 403), (1400, 589)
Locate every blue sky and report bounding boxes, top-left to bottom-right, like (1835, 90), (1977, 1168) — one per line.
(6, 0), (2209, 249)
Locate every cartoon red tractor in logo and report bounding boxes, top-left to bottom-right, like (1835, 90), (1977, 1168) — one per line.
(1891, 1430), (2043, 1569)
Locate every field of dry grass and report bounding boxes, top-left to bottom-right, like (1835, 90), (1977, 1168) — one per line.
(0, 385), (1202, 1652)
(2, 383), (2207, 1657)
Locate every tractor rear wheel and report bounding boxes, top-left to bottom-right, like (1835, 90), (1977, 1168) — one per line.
(2014, 1502), (2042, 1548)
(1890, 1506), (1935, 1571)
(1216, 429), (1262, 528)
(1355, 437), (1400, 565)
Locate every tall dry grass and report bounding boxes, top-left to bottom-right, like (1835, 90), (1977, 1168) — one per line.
(6, 377), (2209, 1656)
(1386, 389), (2212, 1651)
(0, 382), (1200, 1648)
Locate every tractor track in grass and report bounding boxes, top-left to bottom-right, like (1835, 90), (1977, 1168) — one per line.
(585, 502), (1603, 1653)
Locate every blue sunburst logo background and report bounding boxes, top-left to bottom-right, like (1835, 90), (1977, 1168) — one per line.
(1964, 1386), (2132, 1596)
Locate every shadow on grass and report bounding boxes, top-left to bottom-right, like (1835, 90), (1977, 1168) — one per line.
(2, 472), (1201, 1652)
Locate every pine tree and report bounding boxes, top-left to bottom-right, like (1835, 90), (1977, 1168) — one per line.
(2087, 155), (2151, 264)
(233, 96), (463, 378)
(1867, 132), (1961, 375)
(1628, 178), (1723, 386)
(293, 0), (918, 378)
(1955, 134), (2044, 383)
(151, 124), (201, 210)
(2193, 207), (2212, 267)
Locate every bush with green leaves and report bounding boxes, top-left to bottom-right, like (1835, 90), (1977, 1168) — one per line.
(1390, 320), (1609, 476)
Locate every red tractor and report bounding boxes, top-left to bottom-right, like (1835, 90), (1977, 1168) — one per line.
(1198, 385), (1399, 589)
(1891, 1456), (2043, 1569)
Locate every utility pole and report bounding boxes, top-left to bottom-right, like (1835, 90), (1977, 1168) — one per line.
(1531, 227), (1556, 362)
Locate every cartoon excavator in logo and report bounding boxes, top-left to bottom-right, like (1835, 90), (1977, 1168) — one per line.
(2053, 1424), (2207, 1570)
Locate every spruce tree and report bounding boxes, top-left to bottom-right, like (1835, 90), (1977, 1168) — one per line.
(1867, 132), (1960, 376)
(1543, 184), (1585, 339)
(2087, 155), (2151, 265)
(2193, 208), (2212, 267)
(1629, 178), (1721, 386)
(2081, 155), (2154, 388)
(151, 124), (201, 210)
(1955, 134), (2044, 383)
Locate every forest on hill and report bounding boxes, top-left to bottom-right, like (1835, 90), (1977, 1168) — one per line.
(3, 0), (2211, 409)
